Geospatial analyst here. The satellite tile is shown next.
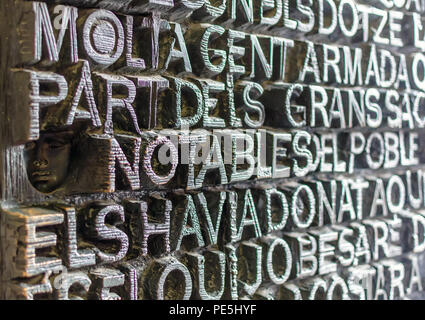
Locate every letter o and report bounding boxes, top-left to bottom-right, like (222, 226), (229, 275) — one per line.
(412, 53), (425, 90)
(291, 185), (316, 228)
(151, 260), (192, 300)
(265, 238), (292, 285)
(366, 132), (385, 169)
(326, 275), (350, 300)
(338, 0), (359, 37)
(83, 10), (124, 66)
(386, 175), (406, 213)
(143, 136), (178, 185)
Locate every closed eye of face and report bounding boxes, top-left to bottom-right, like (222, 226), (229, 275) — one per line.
(48, 142), (65, 149)
(45, 138), (70, 149)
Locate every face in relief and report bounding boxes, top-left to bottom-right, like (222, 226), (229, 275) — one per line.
(24, 131), (73, 193)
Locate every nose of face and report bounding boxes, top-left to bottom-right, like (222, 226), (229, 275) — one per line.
(33, 142), (49, 168)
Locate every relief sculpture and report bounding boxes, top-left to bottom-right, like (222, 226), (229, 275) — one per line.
(1, 0), (425, 300)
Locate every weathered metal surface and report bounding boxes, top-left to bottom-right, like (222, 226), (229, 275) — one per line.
(1, 0), (425, 300)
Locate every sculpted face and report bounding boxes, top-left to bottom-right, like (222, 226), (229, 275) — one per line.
(24, 131), (73, 193)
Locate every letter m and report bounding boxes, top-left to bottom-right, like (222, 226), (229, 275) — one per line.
(32, 2), (78, 63)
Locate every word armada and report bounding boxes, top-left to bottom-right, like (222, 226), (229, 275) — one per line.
(1, 0), (425, 300)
